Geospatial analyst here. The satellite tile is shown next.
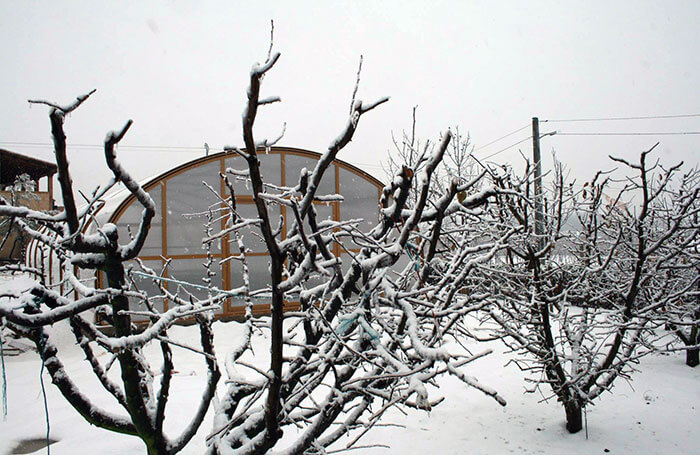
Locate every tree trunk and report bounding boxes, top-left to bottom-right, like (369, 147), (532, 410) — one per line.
(105, 258), (163, 454)
(686, 347), (699, 368)
(564, 401), (583, 434)
(685, 322), (699, 368)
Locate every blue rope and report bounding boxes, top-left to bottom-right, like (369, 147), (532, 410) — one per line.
(337, 313), (357, 335)
(404, 242), (421, 272)
(0, 330), (7, 419)
(38, 331), (50, 455)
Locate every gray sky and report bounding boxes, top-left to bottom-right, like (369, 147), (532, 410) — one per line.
(2, 0), (699, 198)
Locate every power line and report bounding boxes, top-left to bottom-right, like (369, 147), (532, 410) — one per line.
(557, 131), (700, 136)
(0, 140), (388, 172)
(480, 136), (533, 160)
(473, 124), (530, 151)
(543, 113), (700, 122)
(0, 141), (206, 151)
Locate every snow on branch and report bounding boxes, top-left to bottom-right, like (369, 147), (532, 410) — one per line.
(3, 91), (224, 455)
(28, 88), (96, 114)
(205, 47), (508, 454)
(484, 152), (700, 433)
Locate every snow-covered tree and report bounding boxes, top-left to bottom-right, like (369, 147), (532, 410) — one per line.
(203, 46), (510, 454)
(483, 147), (700, 433)
(649, 167), (700, 367)
(383, 108), (480, 211)
(0, 92), (222, 455)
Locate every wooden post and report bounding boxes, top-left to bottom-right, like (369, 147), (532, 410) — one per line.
(48, 173), (54, 209)
(532, 117), (545, 251)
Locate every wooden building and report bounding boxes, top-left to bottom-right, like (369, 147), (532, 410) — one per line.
(0, 149), (56, 262)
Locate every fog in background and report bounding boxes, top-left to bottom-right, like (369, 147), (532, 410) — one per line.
(2, 0), (699, 201)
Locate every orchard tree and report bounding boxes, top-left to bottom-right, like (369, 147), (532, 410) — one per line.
(483, 148), (700, 433)
(0, 39), (514, 454)
(383, 107), (480, 212)
(0, 92), (222, 455)
(652, 168), (700, 367)
(203, 44), (511, 454)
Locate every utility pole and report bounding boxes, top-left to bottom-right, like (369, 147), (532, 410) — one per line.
(532, 117), (545, 251)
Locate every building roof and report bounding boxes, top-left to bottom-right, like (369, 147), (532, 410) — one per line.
(0, 149), (57, 186)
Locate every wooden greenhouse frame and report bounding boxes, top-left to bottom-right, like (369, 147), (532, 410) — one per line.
(99, 146), (383, 318)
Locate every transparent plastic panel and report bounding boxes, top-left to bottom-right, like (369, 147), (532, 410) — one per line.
(167, 258), (224, 310)
(340, 252), (360, 277)
(166, 161), (222, 255)
(115, 185), (163, 257)
(390, 252), (414, 280)
(338, 167), (380, 240)
(284, 154), (335, 195)
(232, 203), (281, 253)
(229, 255), (272, 306)
(126, 259), (165, 321)
(310, 202), (333, 222)
(223, 153), (281, 195)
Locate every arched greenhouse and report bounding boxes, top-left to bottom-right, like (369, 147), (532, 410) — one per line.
(27, 147), (384, 320)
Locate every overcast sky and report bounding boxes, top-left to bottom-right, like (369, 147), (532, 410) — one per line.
(2, 0), (699, 199)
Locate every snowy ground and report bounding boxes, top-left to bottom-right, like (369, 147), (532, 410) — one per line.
(1, 295), (698, 454)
